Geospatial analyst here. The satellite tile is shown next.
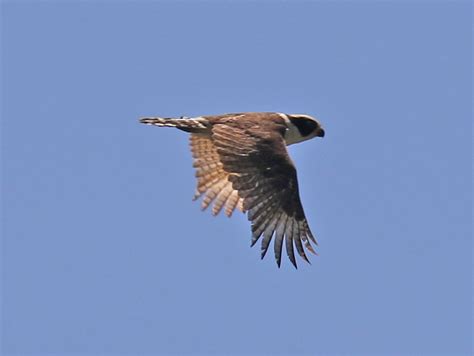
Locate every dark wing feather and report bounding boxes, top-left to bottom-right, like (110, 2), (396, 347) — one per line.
(211, 115), (317, 268)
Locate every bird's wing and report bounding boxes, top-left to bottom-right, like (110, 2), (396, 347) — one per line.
(190, 133), (243, 217)
(211, 118), (317, 268)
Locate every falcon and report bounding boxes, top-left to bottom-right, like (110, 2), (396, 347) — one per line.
(139, 112), (325, 268)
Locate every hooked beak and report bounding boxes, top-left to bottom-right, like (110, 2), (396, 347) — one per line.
(317, 128), (325, 138)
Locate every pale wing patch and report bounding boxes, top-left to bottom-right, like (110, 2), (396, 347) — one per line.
(190, 134), (243, 217)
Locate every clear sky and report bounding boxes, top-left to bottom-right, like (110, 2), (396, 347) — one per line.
(2, 1), (472, 355)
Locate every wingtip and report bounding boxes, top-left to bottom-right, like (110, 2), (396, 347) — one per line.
(250, 232), (261, 247)
(288, 255), (298, 269)
(306, 244), (317, 255)
(303, 255), (311, 264)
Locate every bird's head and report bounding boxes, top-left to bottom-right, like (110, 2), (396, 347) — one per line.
(283, 114), (325, 145)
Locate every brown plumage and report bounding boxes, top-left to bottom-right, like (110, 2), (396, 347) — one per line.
(140, 112), (325, 268)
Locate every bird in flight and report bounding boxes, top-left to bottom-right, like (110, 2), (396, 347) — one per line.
(139, 112), (325, 268)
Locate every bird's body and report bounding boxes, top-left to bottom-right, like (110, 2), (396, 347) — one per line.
(140, 112), (325, 268)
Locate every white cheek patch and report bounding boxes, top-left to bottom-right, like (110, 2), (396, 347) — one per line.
(278, 113), (300, 145)
(282, 114), (321, 146)
(284, 126), (305, 145)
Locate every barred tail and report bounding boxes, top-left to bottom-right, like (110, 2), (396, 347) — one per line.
(139, 116), (208, 132)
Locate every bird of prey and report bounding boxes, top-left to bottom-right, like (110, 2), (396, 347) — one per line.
(139, 112), (325, 268)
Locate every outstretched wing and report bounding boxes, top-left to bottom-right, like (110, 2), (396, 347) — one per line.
(190, 133), (243, 217)
(211, 117), (317, 268)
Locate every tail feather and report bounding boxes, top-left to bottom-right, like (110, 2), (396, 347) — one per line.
(139, 116), (208, 132)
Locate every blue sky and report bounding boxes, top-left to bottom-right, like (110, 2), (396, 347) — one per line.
(2, 1), (472, 355)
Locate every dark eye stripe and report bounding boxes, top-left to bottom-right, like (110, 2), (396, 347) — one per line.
(289, 117), (319, 137)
